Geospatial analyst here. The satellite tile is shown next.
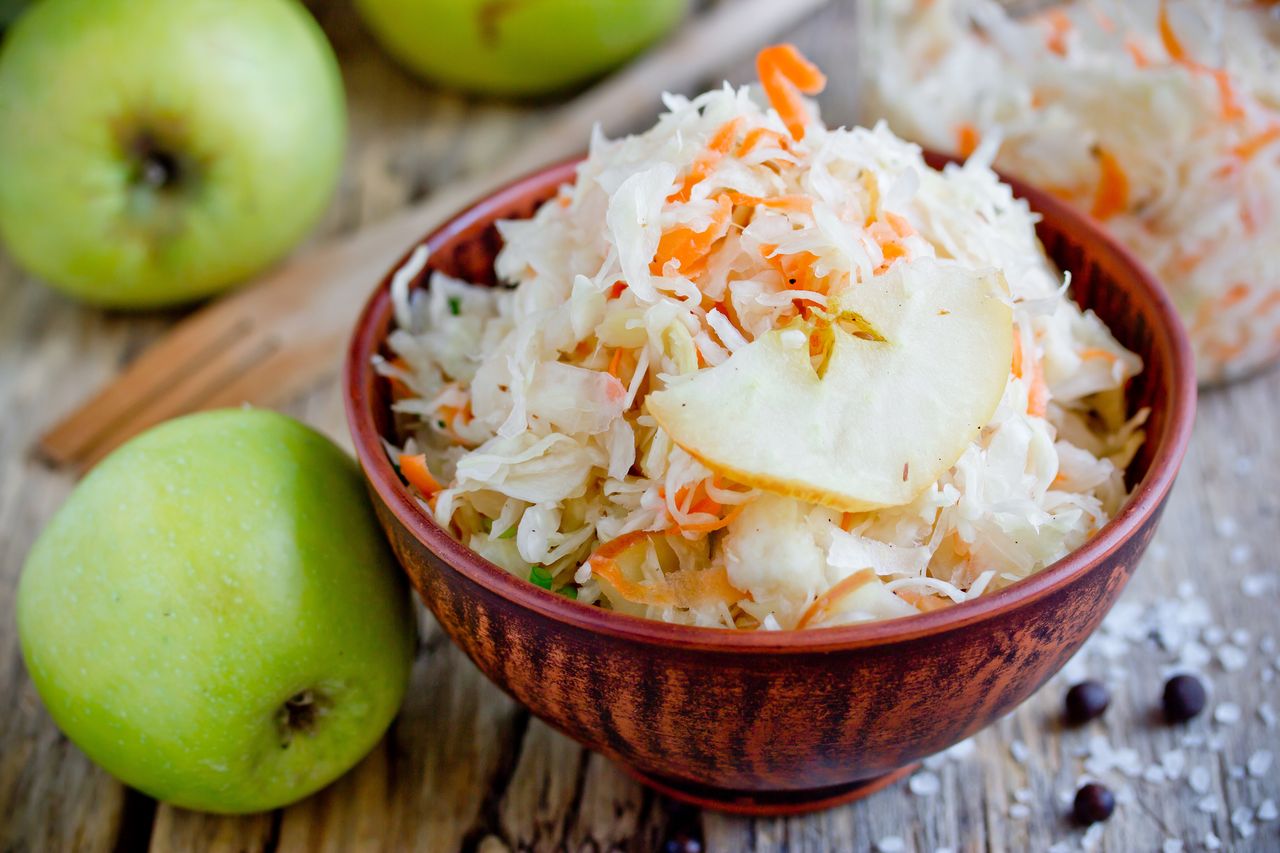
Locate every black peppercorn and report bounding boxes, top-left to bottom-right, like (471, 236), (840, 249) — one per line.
(1065, 680), (1110, 724)
(1072, 783), (1116, 824)
(1162, 673), (1207, 723)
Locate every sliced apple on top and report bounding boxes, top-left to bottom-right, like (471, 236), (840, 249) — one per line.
(647, 260), (1013, 512)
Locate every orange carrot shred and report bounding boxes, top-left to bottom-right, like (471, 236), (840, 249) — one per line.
(1125, 36), (1150, 68)
(756, 44), (827, 141)
(608, 281), (627, 299)
(1090, 147), (1129, 221)
(399, 454), (443, 496)
(796, 569), (878, 629)
(1234, 125), (1280, 160)
(1043, 8), (1073, 56)
(1157, 0), (1188, 62)
(607, 347), (624, 379)
(955, 123), (981, 159)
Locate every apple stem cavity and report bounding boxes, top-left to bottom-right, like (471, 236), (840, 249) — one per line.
(128, 132), (185, 193)
(276, 689), (326, 747)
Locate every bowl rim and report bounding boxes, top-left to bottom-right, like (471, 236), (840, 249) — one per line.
(344, 154), (1197, 654)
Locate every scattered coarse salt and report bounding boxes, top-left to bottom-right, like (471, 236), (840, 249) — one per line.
(1162, 840), (1183, 853)
(1260, 702), (1278, 729)
(1259, 799), (1278, 822)
(1232, 455), (1254, 475)
(946, 738), (976, 761)
(1014, 787), (1034, 804)
(1217, 644), (1248, 672)
(1214, 702), (1242, 725)
(1242, 574), (1275, 597)
(1214, 516), (1239, 538)
(1082, 822), (1105, 851)
(1204, 831), (1222, 850)
(1048, 842), (1072, 853)
(1229, 765), (1245, 780)
(1183, 732), (1207, 749)
(1204, 626), (1227, 646)
(876, 836), (905, 853)
(934, 848), (955, 853)
(1189, 766), (1213, 795)
(1142, 764), (1166, 784)
(1228, 543), (1253, 566)
(1262, 635), (1277, 655)
(1177, 641), (1212, 670)
(1231, 805), (1256, 839)
(909, 771), (941, 797)
(1010, 739), (1029, 764)
(1247, 750), (1273, 778)
(1197, 795), (1219, 814)
(1009, 803), (1030, 819)
(1230, 628), (1250, 647)
(1160, 749), (1186, 780)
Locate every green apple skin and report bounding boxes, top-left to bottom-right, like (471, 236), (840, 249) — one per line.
(0, 0), (346, 308)
(355, 0), (687, 97)
(16, 410), (415, 814)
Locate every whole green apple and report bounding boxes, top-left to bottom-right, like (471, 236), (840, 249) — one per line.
(17, 409), (415, 813)
(355, 0), (687, 97)
(0, 0), (346, 308)
(0, 0), (30, 32)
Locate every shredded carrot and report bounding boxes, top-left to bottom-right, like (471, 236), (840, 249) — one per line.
(673, 503), (747, 535)
(587, 532), (744, 608)
(669, 116), (747, 203)
(1157, 0), (1187, 62)
(608, 280), (627, 299)
(1219, 283), (1252, 309)
(955, 122), (981, 159)
(735, 127), (791, 159)
(861, 170), (881, 225)
(796, 569), (878, 629)
(1026, 354), (1048, 419)
(896, 589), (952, 613)
(1233, 125), (1280, 161)
(386, 357), (413, 400)
(1043, 8), (1073, 56)
(885, 211), (916, 239)
(651, 194), (733, 276)
(1080, 347), (1120, 364)
(756, 44), (827, 141)
(399, 454), (443, 496)
(1125, 36), (1150, 68)
(1090, 147), (1129, 221)
(1011, 324), (1025, 378)
(607, 347), (625, 379)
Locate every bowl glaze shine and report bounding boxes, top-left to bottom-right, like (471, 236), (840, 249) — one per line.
(344, 156), (1196, 814)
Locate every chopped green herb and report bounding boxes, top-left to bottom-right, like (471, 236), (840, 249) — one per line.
(556, 586), (579, 601)
(529, 565), (554, 589)
(448, 296), (461, 316)
(497, 525), (517, 540)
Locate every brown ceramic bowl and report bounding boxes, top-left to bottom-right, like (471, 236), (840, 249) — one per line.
(343, 155), (1196, 815)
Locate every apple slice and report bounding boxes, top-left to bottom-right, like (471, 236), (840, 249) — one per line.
(647, 260), (1012, 512)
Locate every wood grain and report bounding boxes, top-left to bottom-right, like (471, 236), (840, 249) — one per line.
(2, 0), (1276, 851)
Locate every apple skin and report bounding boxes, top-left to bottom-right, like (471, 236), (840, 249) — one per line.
(16, 409), (416, 813)
(355, 0), (687, 97)
(0, 0), (346, 308)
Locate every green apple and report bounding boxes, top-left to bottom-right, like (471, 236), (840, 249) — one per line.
(355, 0), (687, 97)
(0, 0), (346, 308)
(16, 409), (415, 813)
(0, 0), (30, 32)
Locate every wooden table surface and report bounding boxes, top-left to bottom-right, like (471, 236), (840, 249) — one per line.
(2, 1), (1277, 850)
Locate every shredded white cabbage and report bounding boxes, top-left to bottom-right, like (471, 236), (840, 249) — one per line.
(382, 50), (1144, 629)
(862, 0), (1280, 382)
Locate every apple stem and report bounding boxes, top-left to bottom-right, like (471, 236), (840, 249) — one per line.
(129, 133), (182, 192)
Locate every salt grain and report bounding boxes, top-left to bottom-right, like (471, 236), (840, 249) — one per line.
(1247, 750), (1273, 778)
(1229, 765), (1246, 780)
(1259, 799), (1278, 822)
(1197, 795), (1219, 814)
(909, 771), (941, 797)
(1048, 843), (1072, 853)
(1260, 703), (1277, 728)
(1232, 454), (1254, 475)
(1242, 574), (1274, 597)
(1231, 806), (1256, 839)
(1230, 628), (1250, 647)
(876, 837), (905, 853)
(1162, 840), (1183, 853)
(1262, 635), (1277, 655)
(1143, 764), (1166, 784)
(1082, 822), (1105, 851)
(1010, 739), (1029, 764)
(1014, 787), (1034, 804)
(1009, 803), (1030, 819)
(1228, 543), (1253, 566)
(1214, 516), (1239, 538)
(1217, 644), (1248, 671)
(1204, 831), (1222, 850)
(1214, 702), (1242, 725)
(1161, 749), (1186, 779)
(1204, 626), (1227, 646)
(1189, 766), (1212, 794)
(946, 738), (975, 760)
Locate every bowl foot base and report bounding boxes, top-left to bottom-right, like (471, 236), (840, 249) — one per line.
(622, 763), (919, 816)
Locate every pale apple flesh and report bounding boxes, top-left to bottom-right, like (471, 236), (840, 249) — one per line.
(647, 261), (1013, 512)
